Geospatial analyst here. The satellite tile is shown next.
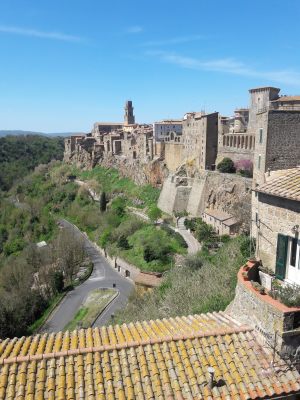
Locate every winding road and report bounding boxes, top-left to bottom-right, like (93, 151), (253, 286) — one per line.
(41, 220), (134, 333)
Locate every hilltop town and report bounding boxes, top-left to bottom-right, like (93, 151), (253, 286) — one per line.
(0, 86), (299, 399)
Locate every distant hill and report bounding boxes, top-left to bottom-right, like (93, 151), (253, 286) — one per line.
(0, 130), (85, 138)
(0, 135), (65, 191)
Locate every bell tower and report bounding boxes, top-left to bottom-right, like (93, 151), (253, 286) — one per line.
(124, 100), (135, 125)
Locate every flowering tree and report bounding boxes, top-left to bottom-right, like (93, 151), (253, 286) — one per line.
(234, 159), (253, 177)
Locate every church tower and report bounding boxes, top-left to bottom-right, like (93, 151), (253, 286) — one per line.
(124, 100), (135, 125)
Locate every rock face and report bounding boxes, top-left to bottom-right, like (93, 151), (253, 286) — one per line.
(158, 169), (252, 231)
(99, 153), (168, 186)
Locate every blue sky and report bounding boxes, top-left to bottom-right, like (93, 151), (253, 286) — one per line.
(0, 0), (300, 132)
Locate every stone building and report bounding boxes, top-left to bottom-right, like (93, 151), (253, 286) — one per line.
(252, 167), (300, 286)
(217, 108), (255, 165)
(251, 88), (300, 186)
(153, 119), (182, 142)
(182, 111), (219, 170)
(202, 208), (239, 235)
(218, 86), (300, 180)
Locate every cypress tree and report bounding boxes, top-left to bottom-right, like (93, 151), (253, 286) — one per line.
(100, 191), (107, 212)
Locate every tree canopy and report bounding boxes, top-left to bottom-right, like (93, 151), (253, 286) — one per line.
(0, 135), (64, 191)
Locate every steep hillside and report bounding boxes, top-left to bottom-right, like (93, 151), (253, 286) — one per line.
(0, 135), (64, 190)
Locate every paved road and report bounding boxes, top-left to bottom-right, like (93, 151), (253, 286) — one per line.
(41, 220), (133, 333)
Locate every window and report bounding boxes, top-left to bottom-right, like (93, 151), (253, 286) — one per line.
(290, 238), (298, 267)
(259, 128), (263, 144)
(257, 155), (261, 169)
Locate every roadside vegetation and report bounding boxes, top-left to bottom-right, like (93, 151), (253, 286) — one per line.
(65, 165), (187, 272)
(64, 288), (117, 331)
(114, 235), (253, 324)
(0, 161), (184, 337)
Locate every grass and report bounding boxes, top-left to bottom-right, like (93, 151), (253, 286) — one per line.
(73, 165), (160, 209)
(64, 288), (117, 331)
(27, 292), (66, 335)
(113, 236), (250, 325)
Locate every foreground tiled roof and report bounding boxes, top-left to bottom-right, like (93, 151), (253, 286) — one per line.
(256, 167), (300, 201)
(0, 312), (299, 399)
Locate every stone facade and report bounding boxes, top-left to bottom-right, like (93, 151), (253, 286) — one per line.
(227, 264), (300, 360)
(182, 112), (218, 170)
(153, 120), (182, 142)
(202, 209), (239, 235)
(252, 192), (300, 273)
(158, 168), (252, 232)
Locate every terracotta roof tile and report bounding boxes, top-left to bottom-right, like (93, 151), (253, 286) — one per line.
(256, 166), (300, 201)
(0, 312), (299, 399)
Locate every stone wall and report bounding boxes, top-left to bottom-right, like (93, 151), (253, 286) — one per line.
(266, 111), (300, 172)
(252, 192), (300, 272)
(158, 170), (252, 231)
(216, 148), (254, 165)
(158, 173), (192, 215)
(227, 264), (300, 359)
(164, 142), (184, 172)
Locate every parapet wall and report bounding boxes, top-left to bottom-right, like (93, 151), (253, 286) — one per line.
(227, 262), (300, 360)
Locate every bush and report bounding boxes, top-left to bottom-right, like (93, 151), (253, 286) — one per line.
(114, 237), (247, 324)
(184, 254), (203, 270)
(239, 235), (256, 258)
(273, 283), (300, 307)
(184, 218), (197, 231)
(51, 270), (64, 293)
(217, 157), (236, 173)
(117, 235), (131, 250)
(3, 237), (26, 256)
(195, 222), (215, 242)
(148, 205), (162, 222)
(110, 197), (126, 217)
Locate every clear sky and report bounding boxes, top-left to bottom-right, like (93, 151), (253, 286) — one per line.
(0, 0), (300, 132)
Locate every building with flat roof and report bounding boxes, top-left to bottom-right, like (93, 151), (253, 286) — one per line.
(153, 119), (182, 142)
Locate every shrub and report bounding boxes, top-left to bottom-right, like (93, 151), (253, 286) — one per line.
(239, 235), (256, 258)
(3, 237), (26, 256)
(117, 235), (131, 250)
(184, 254), (203, 270)
(111, 197), (126, 217)
(217, 157), (236, 173)
(275, 283), (300, 307)
(148, 205), (162, 222)
(51, 270), (64, 293)
(195, 222), (215, 242)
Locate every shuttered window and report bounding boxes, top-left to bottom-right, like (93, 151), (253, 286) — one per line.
(275, 234), (288, 280)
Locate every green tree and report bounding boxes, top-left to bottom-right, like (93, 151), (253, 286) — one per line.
(51, 270), (64, 293)
(99, 191), (107, 212)
(196, 222), (215, 242)
(148, 205), (162, 222)
(217, 157), (236, 173)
